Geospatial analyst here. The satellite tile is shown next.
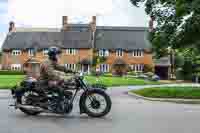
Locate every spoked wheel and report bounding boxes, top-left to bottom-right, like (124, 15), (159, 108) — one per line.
(17, 91), (41, 116)
(83, 89), (111, 118)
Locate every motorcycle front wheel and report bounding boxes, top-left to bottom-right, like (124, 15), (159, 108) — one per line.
(83, 89), (112, 118)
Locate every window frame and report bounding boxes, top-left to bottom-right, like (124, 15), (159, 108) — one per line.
(66, 48), (77, 55)
(130, 64), (144, 72)
(43, 48), (49, 56)
(28, 48), (34, 56)
(132, 49), (144, 57)
(98, 49), (109, 57)
(100, 64), (109, 73)
(116, 49), (123, 57)
(11, 49), (22, 56)
(65, 64), (76, 70)
(11, 64), (21, 71)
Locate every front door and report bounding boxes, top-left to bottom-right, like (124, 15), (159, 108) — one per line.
(155, 66), (169, 80)
(113, 65), (126, 76)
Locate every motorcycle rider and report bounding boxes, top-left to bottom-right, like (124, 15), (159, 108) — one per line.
(39, 46), (75, 92)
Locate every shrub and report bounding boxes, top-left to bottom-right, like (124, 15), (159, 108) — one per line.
(0, 70), (24, 75)
(143, 64), (154, 73)
(145, 72), (154, 77)
(182, 59), (193, 80)
(127, 71), (137, 76)
(102, 73), (112, 77)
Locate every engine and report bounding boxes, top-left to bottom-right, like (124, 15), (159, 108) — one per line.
(46, 90), (73, 113)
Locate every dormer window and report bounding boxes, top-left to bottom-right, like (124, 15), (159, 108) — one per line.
(28, 48), (34, 56)
(11, 49), (21, 56)
(116, 49), (123, 57)
(133, 49), (144, 57)
(99, 49), (109, 57)
(43, 48), (49, 56)
(66, 48), (77, 55)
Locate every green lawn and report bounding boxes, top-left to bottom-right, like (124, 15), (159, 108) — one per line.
(0, 75), (160, 89)
(0, 75), (25, 89)
(132, 87), (200, 99)
(85, 76), (160, 87)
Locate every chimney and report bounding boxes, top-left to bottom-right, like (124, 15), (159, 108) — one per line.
(9, 21), (16, 32)
(89, 16), (96, 32)
(62, 16), (68, 31)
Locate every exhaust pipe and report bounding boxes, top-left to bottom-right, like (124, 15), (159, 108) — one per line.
(16, 104), (56, 113)
(16, 104), (44, 112)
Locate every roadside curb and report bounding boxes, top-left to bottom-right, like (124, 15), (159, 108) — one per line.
(0, 90), (11, 99)
(127, 91), (200, 104)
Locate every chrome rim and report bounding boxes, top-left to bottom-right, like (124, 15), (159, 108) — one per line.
(85, 94), (107, 114)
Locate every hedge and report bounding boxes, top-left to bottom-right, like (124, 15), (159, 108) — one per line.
(0, 70), (25, 75)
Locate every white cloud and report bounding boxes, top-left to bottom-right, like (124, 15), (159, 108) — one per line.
(8, 0), (148, 27)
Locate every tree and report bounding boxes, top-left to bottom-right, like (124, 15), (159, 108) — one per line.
(130, 0), (200, 80)
(130, 0), (200, 57)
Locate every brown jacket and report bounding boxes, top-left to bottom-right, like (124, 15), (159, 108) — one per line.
(40, 59), (74, 81)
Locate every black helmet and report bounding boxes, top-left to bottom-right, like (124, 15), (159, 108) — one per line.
(48, 46), (62, 61)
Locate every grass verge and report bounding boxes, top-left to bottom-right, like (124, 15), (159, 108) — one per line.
(132, 87), (200, 99)
(0, 75), (160, 89)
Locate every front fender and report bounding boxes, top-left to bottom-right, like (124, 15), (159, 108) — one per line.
(79, 88), (105, 114)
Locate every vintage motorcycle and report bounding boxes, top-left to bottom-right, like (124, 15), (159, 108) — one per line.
(10, 73), (112, 117)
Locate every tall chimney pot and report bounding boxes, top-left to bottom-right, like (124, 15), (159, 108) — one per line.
(90, 16), (96, 32)
(62, 16), (68, 30)
(9, 21), (16, 32)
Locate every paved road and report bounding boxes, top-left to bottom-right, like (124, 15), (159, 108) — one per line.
(1, 86), (200, 133)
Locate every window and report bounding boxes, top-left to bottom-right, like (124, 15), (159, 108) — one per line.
(28, 49), (34, 56)
(100, 64), (109, 72)
(130, 64), (144, 72)
(43, 49), (49, 56)
(11, 50), (21, 56)
(11, 64), (21, 71)
(65, 64), (76, 70)
(116, 49), (123, 57)
(98, 49), (109, 57)
(133, 49), (144, 57)
(66, 48), (77, 55)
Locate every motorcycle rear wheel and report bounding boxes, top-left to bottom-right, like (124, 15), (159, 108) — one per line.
(17, 91), (41, 116)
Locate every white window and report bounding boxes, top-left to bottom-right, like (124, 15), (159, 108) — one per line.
(65, 64), (76, 70)
(28, 49), (34, 56)
(100, 64), (109, 72)
(43, 49), (49, 56)
(133, 49), (144, 57)
(66, 48), (77, 55)
(11, 50), (21, 56)
(130, 64), (144, 72)
(116, 49), (123, 57)
(98, 49), (109, 57)
(11, 64), (21, 71)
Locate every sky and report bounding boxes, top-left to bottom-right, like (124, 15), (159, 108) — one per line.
(0, 0), (149, 48)
(0, 0), (8, 49)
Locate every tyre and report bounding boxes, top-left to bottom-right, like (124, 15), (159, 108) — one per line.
(17, 91), (41, 116)
(83, 89), (111, 118)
